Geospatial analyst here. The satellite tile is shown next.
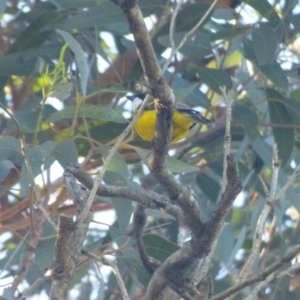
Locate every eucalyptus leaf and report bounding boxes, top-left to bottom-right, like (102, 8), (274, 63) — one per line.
(252, 25), (277, 66)
(232, 105), (258, 142)
(197, 66), (233, 94)
(143, 234), (180, 262)
(166, 157), (198, 173)
(47, 104), (127, 123)
(57, 30), (89, 96)
(196, 172), (221, 204)
(53, 138), (78, 168)
(266, 89), (294, 166)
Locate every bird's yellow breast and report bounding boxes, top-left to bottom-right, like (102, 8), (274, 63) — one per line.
(134, 110), (195, 143)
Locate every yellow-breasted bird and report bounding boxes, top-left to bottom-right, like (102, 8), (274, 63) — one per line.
(127, 94), (213, 143)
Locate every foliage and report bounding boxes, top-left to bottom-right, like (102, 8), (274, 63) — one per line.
(0, 0), (300, 299)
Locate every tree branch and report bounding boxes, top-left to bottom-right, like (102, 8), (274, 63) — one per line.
(68, 163), (180, 215)
(50, 167), (92, 299)
(50, 216), (74, 300)
(210, 242), (300, 300)
(111, 1), (241, 298)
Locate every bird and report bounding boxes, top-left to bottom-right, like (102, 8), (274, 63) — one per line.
(127, 94), (213, 143)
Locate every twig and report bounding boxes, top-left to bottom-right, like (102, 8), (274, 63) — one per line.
(220, 86), (234, 194)
(20, 275), (51, 300)
(169, 0), (184, 50)
(204, 86), (236, 297)
(127, 205), (160, 273)
(0, 103), (57, 232)
(102, 258), (130, 300)
(82, 251), (130, 300)
(244, 262), (300, 300)
(237, 145), (280, 284)
(162, 0), (218, 73)
(210, 242), (300, 300)
(273, 163), (300, 204)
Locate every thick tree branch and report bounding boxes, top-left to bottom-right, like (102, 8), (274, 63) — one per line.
(111, 1), (238, 298)
(127, 204), (160, 273)
(50, 216), (74, 300)
(50, 167), (92, 300)
(68, 163), (180, 215)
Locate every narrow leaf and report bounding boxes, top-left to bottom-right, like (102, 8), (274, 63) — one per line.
(143, 234), (179, 262)
(246, 0), (281, 25)
(197, 66), (232, 94)
(260, 62), (289, 89)
(166, 157), (198, 173)
(57, 29), (89, 96)
(47, 104), (127, 123)
(232, 105), (258, 142)
(252, 25), (277, 65)
(266, 89), (294, 166)
(101, 145), (129, 179)
(196, 173), (221, 204)
(53, 139), (78, 168)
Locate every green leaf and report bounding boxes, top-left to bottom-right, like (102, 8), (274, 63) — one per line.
(196, 173), (221, 204)
(101, 145), (129, 179)
(53, 0), (100, 9)
(57, 30), (89, 96)
(0, 54), (44, 76)
(246, 0), (281, 25)
(173, 83), (200, 103)
(143, 234), (179, 262)
(212, 8), (235, 21)
(146, 209), (176, 221)
(103, 170), (127, 186)
(166, 157), (198, 173)
(8, 11), (66, 54)
(0, 136), (23, 165)
(0, 160), (16, 183)
(165, 71), (210, 107)
(175, 3), (211, 32)
(252, 25), (277, 66)
(232, 105), (258, 142)
(19, 141), (58, 192)
(218, 225), (234, 264)
(259, 62), (289, 89)
(243, 39), (288, 89)
(101, 82), (131, 94)
(49, 82), (73, 101)
(266, 89), (294, 166)
(210, 25), (252, 42)
(289, 14), (300, 32)
(62, 2), (128, 34)
(242, 38), (257, 62)
(197, 66), (233, 94)
(111, 197), (132, 234)
(251, 136), (273, 167)
(35, 238), (55, 271)
(0, 1), (7, 15)
(226, 226), (247, 268)
(158, 32), (211, 57)
(47, 104), (127, 123)
(139, 0), (170, 17)
(53, 138), (78, 168)
(89, 122), (128, 143)
(284, 97), (300, 125)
